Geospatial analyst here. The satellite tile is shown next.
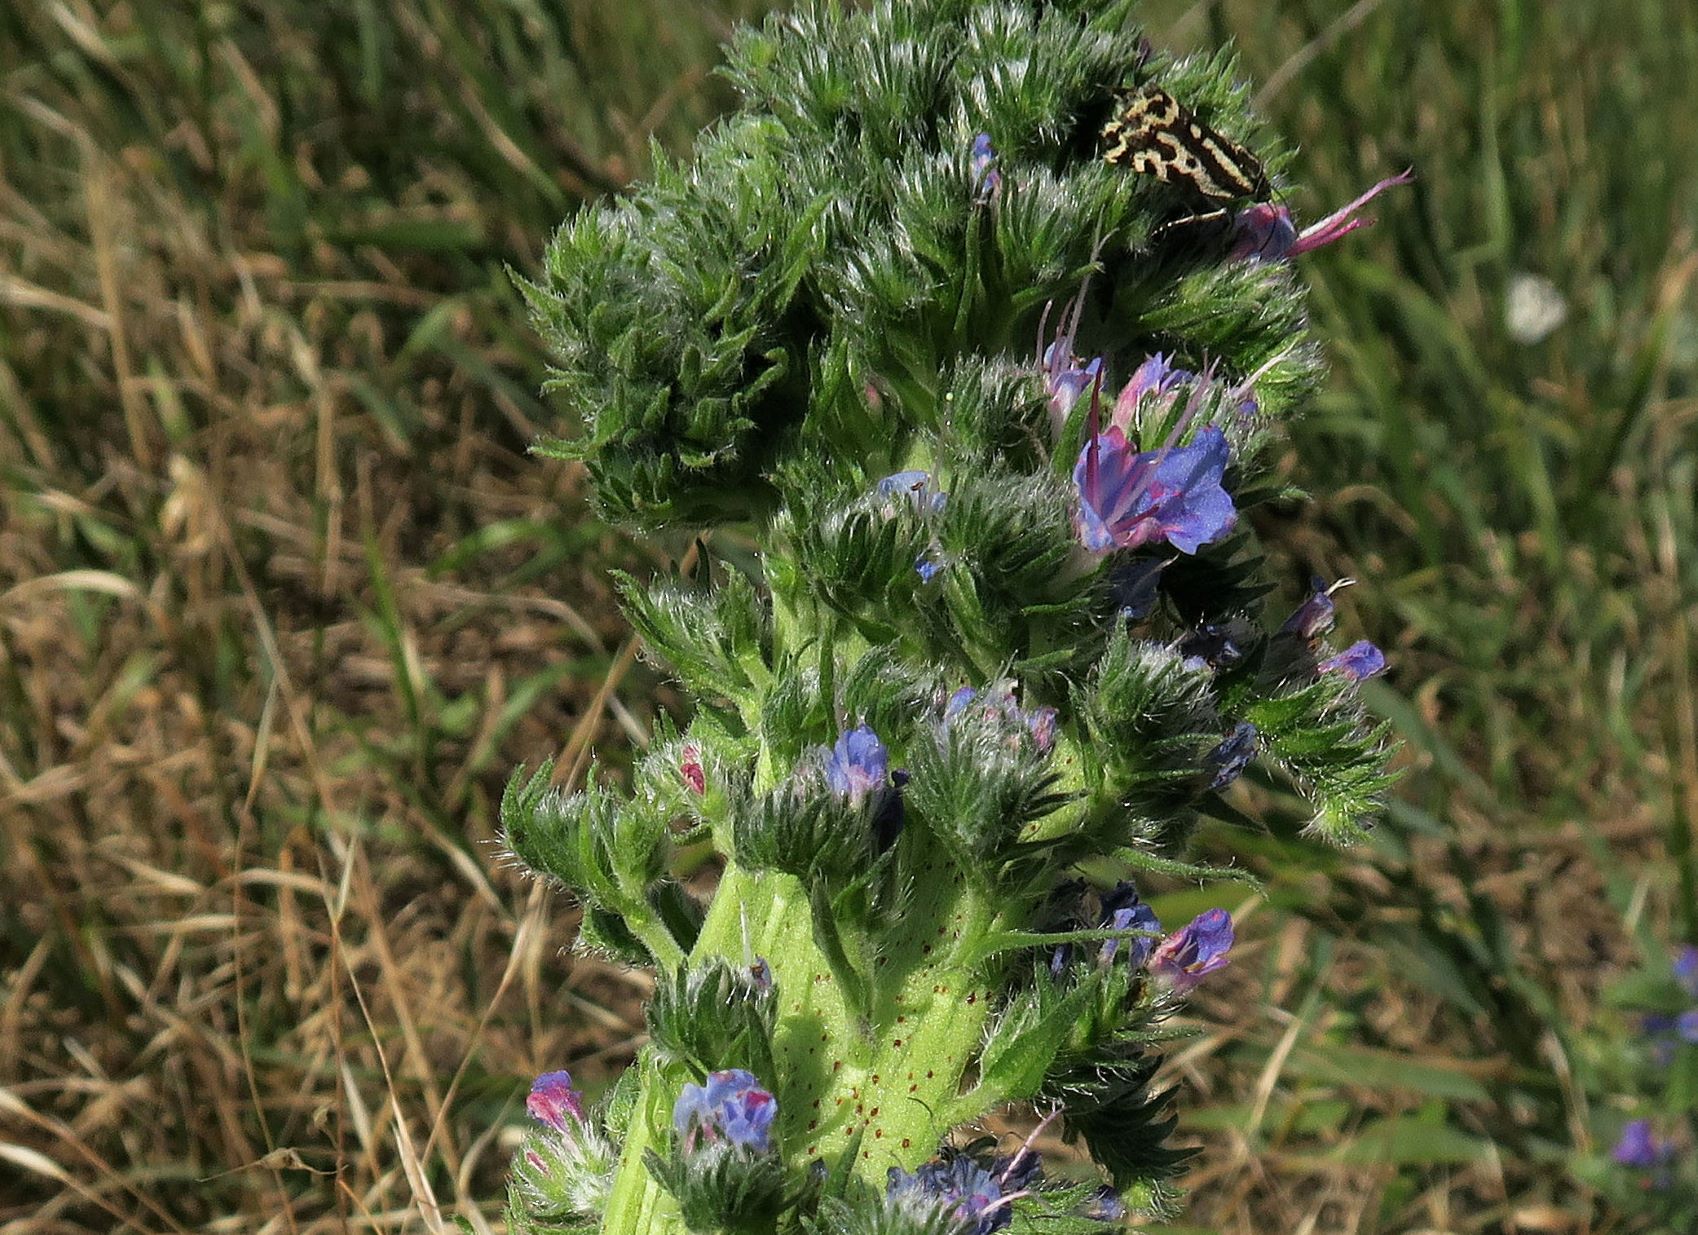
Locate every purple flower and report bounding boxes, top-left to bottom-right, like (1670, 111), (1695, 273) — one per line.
(1281, 578), (1353, 641)
(970, 132), (1002, 202)
(1074, 425), (1237, 556)
(1205, 721), (1259, 791)
(1083, 1187), (1126, 1221)
(1318, 640), (1387, 682)
(1098, 882), (1161, 967)
(1230, 170), (1415, 262)
(1043, 343), (1103, 436)
(673, 1069), (777, 1153)
(1612, 1118), (1672, 1169)
(1675, 946), (1698, 999)
(1678, 1009), (1698, 1044)
(527, 1070), (587, 1132)
(825, 725), (890, 806)
(945, 684), (1057, 755)
(888, 1156), (1011, 1234)
(1150, 908), (1235, 993)
(1109, 353), (1192, 431)
(1110, 354), (1258, 435)
(749, 956), (773, 993)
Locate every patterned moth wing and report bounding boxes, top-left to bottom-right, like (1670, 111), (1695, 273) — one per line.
(1101, 85), (1270, 202)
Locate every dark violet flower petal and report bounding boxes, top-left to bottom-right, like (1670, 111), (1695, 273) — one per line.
(1150, 908), (1235, 993)
(1110, 557), (1166, 619)
(1204, 721), (1259, 791)
(1642, 1012), (1678, 1037)
(1098, 881), (1161, 967)
(527, 1071), (586, 1132)
(1073, 425), (1237, 556)
(1678, 1009), (1698, 1044)
(674, 1069), (777, 1153)
(1179, 623), (1243, 669)
(1318, 640), (1386, 682)
(1281, 577), (1350, 641)
(888, 1155), (1010, 1235)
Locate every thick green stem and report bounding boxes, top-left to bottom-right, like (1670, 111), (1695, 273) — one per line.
(598, 857), (1005, 1234)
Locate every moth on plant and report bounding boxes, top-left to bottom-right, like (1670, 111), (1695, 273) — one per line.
(1104, 81), (1413, 257)
(1100, 85), (1270, 202)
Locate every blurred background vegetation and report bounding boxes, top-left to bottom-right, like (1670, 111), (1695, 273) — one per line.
(1, 1), (1694, 1232)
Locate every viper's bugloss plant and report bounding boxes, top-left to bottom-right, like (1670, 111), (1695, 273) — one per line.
(500, 3), (1402, 1231)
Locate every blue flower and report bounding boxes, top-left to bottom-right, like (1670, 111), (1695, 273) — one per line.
(673, 1069), (777, 1153)
(1317, 640), (1387, 682)
(1073, 425), (1237, 556)
(1611, 1118), (1671, 1169)
(877, 469), (947, 513)
(1097, 882), (1161, 967)
(1230, 170), (1414, 262)
(825, 725), (890, 806)
(1675, 945), (1698, 999)
(1083, 1187), (1126, 1221)
(1678, 1009), (1698, 1045)
(970, 132), (1002, 202)
(1204, 721), (1259, 791)
(1150, 908), (1235, 993)
(888, 1156), (1010, 1234)
(527, 1070), (586, 1132)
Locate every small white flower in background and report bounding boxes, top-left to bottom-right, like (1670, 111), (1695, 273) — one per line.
(1505, 272), (1567, 344)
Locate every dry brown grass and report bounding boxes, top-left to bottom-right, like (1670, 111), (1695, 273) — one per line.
(0, 1), (769, 1228)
